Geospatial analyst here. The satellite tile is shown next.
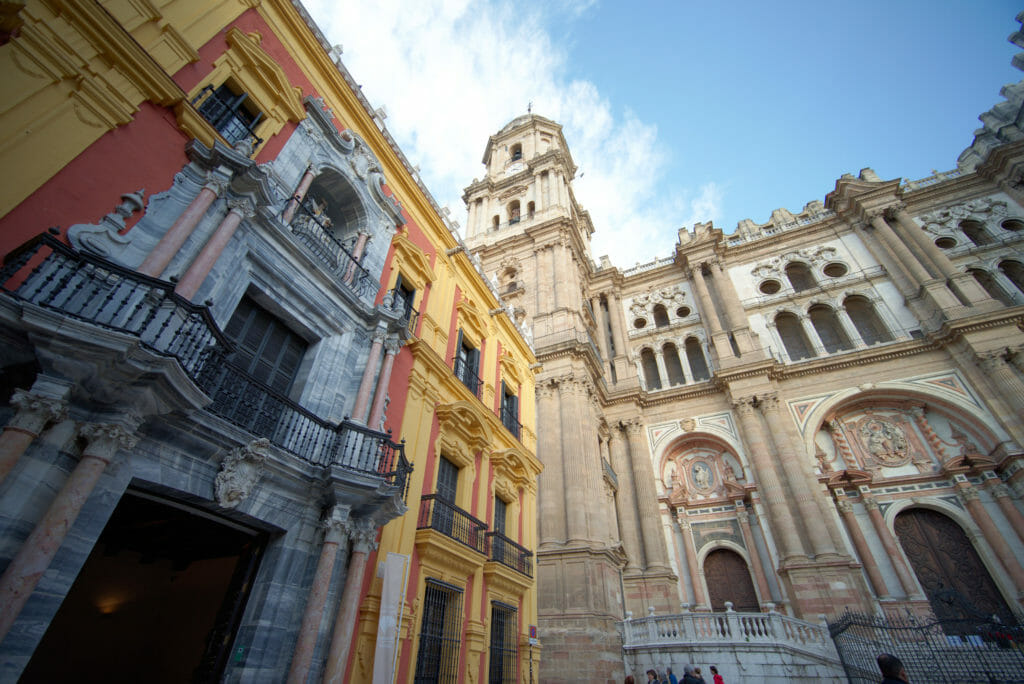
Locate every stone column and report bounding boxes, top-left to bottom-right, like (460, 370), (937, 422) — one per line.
(711, 261), (758, 355)
(799, 315), (828, 356)
(868, 213), (932, 286)
(592, 297), (610, 362)
(286, 506), (350, 684)
(735, 505), (773, 606)
(0, 385), (68, 485)
(0, 419), (139, 642)
(678, 512), (707, 608)
(977, 353), (1024, 422)
(175, 198), (253, 300)
(138, 180), (222, 277)
(759, 395), (836, 556)
(690, 264), (724, 337)
(731, 396), (806, 561)
(609, 425), (642, 571)
(351, 326), (387, 424)
(835, 308), (867, 348)
(862, 493), (920, 598)
(835, 498), (890, 599)
(282, 166), (316, 225)
(536, 379), (565, 545)
(653, 351), (669, 389)
(344, 230), (372, 283)
(367, 338), (401, 429)
(625, 419), (670, 571)
(561, 380), (589, 543)
(323, 520), (379, 684)
(607, 292), (627, 357)
(986, 478), (1024, 546)
(957, 482), (1024, 593)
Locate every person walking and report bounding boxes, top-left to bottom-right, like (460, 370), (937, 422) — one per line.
(710, 665), (724, 684)
(877, 653), (910, 683)
(666, 666), (678, 684)
(681, 665), (702, 684)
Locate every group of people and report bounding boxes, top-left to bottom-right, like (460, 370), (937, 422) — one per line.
(625, 664), (723, 684)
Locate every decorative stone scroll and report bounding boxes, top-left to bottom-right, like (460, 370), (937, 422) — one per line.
(215, 438), (271, 508)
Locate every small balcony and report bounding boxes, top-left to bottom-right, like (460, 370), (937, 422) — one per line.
(288, 201), (377, 300)
(500, 404), (521, 440)
(485, 531), (533, 577)
(387, 287), (419, 339)
(453, 356), (482, 398)
(417, 495), (488, 555)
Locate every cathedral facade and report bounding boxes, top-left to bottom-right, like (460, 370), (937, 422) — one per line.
(463, 29), (1024, 682)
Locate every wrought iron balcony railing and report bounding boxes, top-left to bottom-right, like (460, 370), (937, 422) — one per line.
(0, 234), (410, 498)
(386, 287), (418, 339)
(289, 202), (377, 300)
(485, 531), (533, 577)
(453, 356), (482, 398)
(499, 404), (521, 440)
(417, 495), (488, 555)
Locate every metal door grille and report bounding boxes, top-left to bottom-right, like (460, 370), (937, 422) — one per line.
(488, 601), (518, 684)
(414, 579), (463, 684)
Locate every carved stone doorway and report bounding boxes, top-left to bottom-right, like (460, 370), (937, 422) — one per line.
(22, 491), (266, 683)
(894, 507), (1015, 630)
(704, 548), (759, 612)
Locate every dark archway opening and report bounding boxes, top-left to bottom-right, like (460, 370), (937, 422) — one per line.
(22, 491), (267, 683)
(704, 548), (759, 612)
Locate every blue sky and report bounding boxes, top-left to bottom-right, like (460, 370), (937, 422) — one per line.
(303, 1), (1022, 267)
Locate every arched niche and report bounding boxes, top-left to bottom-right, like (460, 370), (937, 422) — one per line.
(658, 434), (747, 506)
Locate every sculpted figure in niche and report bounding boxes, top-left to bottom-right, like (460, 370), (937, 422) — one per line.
(693, 462), (712, 490)
(860, 419), (908, 465)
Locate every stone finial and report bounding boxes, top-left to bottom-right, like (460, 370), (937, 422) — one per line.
(215, 438), (271, 509)
(67, 189), (145, 257)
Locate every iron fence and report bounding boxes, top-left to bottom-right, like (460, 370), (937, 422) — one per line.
(829, 609), (1024, 683)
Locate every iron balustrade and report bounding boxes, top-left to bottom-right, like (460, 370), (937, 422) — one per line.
(485, 531), (533, 577)
(453, 355), (482, 398)
(0, 234), (410, 497)
(387, 287), (418, 339)
(288, 201), (378, 300)
(417, 495), (488, 555)
(191, 85), (264, 149)
(499, 404), (521, 440)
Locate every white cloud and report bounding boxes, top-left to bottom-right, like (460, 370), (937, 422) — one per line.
(303, 0), (717, 268)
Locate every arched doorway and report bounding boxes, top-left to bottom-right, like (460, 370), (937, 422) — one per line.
(894, 508), (1015, 629)
(704, 548), (759, 612)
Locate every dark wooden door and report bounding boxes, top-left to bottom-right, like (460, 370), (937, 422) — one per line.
(704, 549), (759, 612)
(894, 508), (1015, 627)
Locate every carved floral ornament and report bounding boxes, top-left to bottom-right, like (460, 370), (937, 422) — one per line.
(751, 246), (838, 279)
(628, 286), (687, 318)
(918, 196), (1010, 233)
(215, 438), (271, 509)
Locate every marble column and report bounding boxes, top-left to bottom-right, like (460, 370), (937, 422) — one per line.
(561, 380), (589, 543)
(0, 419), (139, 642)
(537, 379), (565, 545)
(286, 506), (350, 684)
(609, 425), (642, 571)
(868, 213), (932, 286)
(690, 264), (724, 337)
(957, 482), (1024, 593)
(322, 521), (378, 684)
(351, 326), (387, 424)
(367, 338), (401, 429)
(730, 396), (805, 561)
(175, 198), (253, 300)
(759, 394), (836, 556)
(0, 385), (68, 485)
(592, 297), (610, 362)
(986, 478), (1024, 546)
(138, 181), (222, 277)
(862, 494), (920, 598)
(625, 419), (670, 571)
(344, 231), (372, 283)
(282, 166), (316, 225)
(654, 351), (669, 389)
(835, 498), (890, 599)
(835, 308), (867, 348)
(735, 505), (773, 606)
(678, 512), (707, 608)
(977, 353), (1024, 422)
(799, 315), (828, 356)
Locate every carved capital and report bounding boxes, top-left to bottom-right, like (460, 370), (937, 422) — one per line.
(835, 499), (854, 514)
(622, 418), (645, 437)
(214, 438), (271, 509)
(347, 519), (379, 553)
(371, 326), (389, 345)
(757, 393), (780, 413)
(79, 419), (141, 461)
(730, 395), (758, 416)
(226, 197), (256, 218)
(976, 352), (1008, 373)
(989, 482), (1013, 499)
(883, 204), (906, 222)
(323, 504), (352, 542)
(958, 485), (981, 503)
(8, 390), (68, 435)
(203, 178), (228, 197)
(862, 496), (879, 511)
(384, 336), (403, 355)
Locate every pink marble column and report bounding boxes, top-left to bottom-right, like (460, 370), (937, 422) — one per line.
(343, 231), (371, 284)
(175, 199), (252, 301)
(322, 521), (378, 684)
(367, 338), (400, 429)
(958, 482), (1024, 592)
(987, 478), (1024, 546)
(282, 166), (316, 225)
(735, 504), (774, 606)
(286, 505), (350, 684)
(678, 512), (707, 609)
(0, 420), (138, 642)
(862, 494), (920, 598)
(835, 497), (890, 599)
(138, 182), (222, 277)
(351, 327), (387, 424)
(0, 388), (67, 485)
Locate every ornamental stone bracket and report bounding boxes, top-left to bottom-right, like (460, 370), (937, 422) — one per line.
(67, 189), (145, 257)
(214, 438), (271, 509)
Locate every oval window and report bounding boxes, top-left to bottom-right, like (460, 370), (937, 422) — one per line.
(935, 236), (957, 249)
(823, 263), (848, 278)
(675, 306), (691, 318)
(1001, 219), (1024, 232)
(759, 280), (781, 295)
(634, 317), (647, 329)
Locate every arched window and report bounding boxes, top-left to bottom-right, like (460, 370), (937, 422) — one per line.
(775, 312), (815, 360)
(808, 304), (851, 353)
(527, 201), (535, 219)
(960, 219), (991, 246)
(640, 349), (662, 390)
(969, 268), (1014, 306)
(785, 262), (815, 292)
(663, 343), (685, 385)
(684, 337), (710, 381)
(508, 201), (521, 225)
(653, 304), (669, 328)
(843, 295), (892, 345)
(999, 259), (1024, 296)
(509, 143), (522, 162)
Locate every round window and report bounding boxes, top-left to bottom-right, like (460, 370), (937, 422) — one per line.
(1001, 219), (1024, 232)
(633, 317), (647, 329)
(823, 263), (848, 278)
(935, 236), (957, 249)
(759, 280), (781, 295)
(675, 306), (691, 318)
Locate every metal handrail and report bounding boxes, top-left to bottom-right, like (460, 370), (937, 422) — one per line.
(485, 531), (533, 577)
(1, 233), (410, 497)
(417, 495), (488, 555)
(453, 355), (482, 398)
(289, 201), (377, 300)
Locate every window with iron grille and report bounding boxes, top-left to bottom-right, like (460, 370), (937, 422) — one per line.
(414, 579), (464, 684)
(195, 83), (263, 146)
(453, 330), (481, 396)
(499, 381), (520, 438)
(224, 296), (307, 395)
(488, 601), (518, 684)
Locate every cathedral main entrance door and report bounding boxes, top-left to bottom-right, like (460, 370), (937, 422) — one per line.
(894, 508), (1015, 630)
(22, 491), (266, 683)
(704, 548), (759, 612)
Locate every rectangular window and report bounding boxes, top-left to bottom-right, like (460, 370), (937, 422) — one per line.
(414, 579), (464, 684)
(487, 601), (518, 684)
(433, 456), (458, 536)
(194, 83), (263, 147)
(499, 381), (520, 439)
(454, 330), (481, 397)
(393, 274), (418, 337)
